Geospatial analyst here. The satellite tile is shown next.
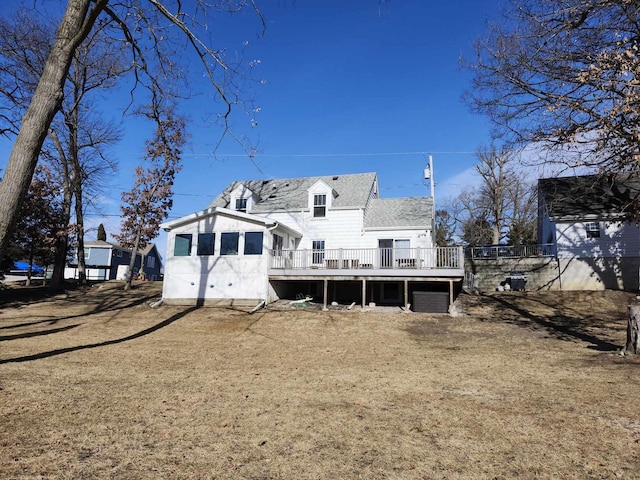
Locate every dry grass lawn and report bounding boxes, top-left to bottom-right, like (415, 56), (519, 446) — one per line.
(1, 282), (639, 479)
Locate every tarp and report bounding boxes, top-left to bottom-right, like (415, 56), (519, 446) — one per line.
(13, 261), (44, 274)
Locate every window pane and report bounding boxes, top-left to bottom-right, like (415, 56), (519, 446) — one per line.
(244, 232), (264, 255)
(174, 234), (192, 256)
(395, 239), (410, 258)
(313, 194), (326, 217)
(221, 232), (239, 255)
(197, 233), (215, 255)
(235, 198), (247, 211)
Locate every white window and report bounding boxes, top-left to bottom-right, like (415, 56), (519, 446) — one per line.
(313, 194), (326, 217)
(84, 248), (90, 260)
(585, 222), (600, 238)
(116, 249), (123, 258)
(235, 198), (247, 212)
(147, 256), (155, 268)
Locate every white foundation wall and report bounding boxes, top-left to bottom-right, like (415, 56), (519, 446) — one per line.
(162, 214), (270, 303)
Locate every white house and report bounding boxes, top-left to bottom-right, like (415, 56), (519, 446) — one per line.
(161, 172), (464, 310)
(538, 173), (640, 290)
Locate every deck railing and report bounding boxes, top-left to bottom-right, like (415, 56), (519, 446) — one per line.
(269, 246), (463, 271)
(465, 243), (555, 260)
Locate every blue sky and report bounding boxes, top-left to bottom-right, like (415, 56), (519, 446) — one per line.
(1, 0), (502, 257)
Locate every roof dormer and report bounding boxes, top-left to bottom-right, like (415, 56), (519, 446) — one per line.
(230, 183), (256, 213)
(308, 180), (337, 218)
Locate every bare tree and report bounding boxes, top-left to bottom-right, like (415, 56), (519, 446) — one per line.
(0, 9), (126, 289)
(115, 105), (186, 291)
(466, 0), (640, 173)
(0, 0), (265, 263)
(476, 145), (515, 244)
(452, 146), (537, 246)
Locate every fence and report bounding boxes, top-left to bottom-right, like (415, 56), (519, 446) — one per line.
(465, 244), (555, 260)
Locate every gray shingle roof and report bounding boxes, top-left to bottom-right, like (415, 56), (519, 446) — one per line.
(364, 197), (433, 229)
(208, 172), (377, 212)
(539, 173), (640, 221)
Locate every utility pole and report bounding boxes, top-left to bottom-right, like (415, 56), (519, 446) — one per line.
(424, 155), (436, 238)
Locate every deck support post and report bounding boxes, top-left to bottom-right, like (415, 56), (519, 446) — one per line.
(449, 279), (454, 311)
(404, 279), (409, 309)
(362, 279), (366, 310)
(323, 279), (328, 310)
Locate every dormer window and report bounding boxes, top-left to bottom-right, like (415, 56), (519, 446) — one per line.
(313, 194), (326, 217)
(235, 198), (247, 212)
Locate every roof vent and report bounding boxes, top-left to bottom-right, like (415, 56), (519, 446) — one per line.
(332, 176), (339, 180)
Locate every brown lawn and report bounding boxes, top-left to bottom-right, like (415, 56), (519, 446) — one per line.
(1, 282), (639, 479)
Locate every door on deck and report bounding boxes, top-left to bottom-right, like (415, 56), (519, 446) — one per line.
(379, 239), (393, 268)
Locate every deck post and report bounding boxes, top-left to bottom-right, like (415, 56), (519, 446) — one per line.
(362, 279), (366, 310)
(449, 279), (454, 309)
(404, 279), (409, 309)
(323, 279), (328, 310)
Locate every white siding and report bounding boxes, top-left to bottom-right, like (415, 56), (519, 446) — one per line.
(555, 220), (640, 259)
(162, 214), (270, 302)
(262, 208), (365, 250)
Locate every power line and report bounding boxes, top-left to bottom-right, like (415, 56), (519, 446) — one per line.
(180, 150), (476, 158)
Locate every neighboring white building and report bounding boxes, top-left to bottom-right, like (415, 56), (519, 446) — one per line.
(538, 173), (640, 290)
(161, 172), (464, 310)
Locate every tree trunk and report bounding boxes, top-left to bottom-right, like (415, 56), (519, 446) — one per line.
(626, 305), (640, 355)
(49, 191), (72, 292)
(48, 129), (73, 292)
(124, 225), (143, 291)
(26, 253), (34, 287)
(0, 0), (99, 261)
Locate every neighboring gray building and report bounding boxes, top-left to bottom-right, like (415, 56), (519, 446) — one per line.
(65, 241), (163, 281)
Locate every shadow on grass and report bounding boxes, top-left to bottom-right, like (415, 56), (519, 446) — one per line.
(0, 306), (198, 364)
(483, 294), (620, 352)
(0, 285), (161, 330)
(0, 324), (80, 341)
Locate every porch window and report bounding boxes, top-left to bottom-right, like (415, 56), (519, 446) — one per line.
(174, 234), (192, 256)
(313, 194), (326, 217)
(197, 233), (215, 256)
(312, 240), (325, 264)
(244, 232), (264, 255)
(585, 222), (600, 238)
(221, 232), (239, 255)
